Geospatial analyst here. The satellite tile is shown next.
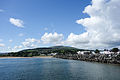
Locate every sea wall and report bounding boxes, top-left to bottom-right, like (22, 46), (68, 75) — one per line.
(54, 53), (120, 64)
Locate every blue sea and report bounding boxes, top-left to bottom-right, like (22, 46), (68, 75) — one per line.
(0, 58), (120, 80)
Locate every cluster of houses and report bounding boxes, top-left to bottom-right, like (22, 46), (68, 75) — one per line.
(47, 53), (58, 56)
(77, 50), (120, 55)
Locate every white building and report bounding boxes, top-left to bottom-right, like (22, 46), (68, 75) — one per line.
(51, 53), (57, 56)
(77, 51), (91, 55)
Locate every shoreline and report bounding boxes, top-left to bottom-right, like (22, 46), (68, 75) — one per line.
(0, 56), (53, 58)
(54, 54), (120, 64)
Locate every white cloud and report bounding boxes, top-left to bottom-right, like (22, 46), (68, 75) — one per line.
(22, 41), (30, 47)
(41, 32), (64, 44)
(25, 38), (38, 43)
(9, 45), (23, 52)
(9, 39), (13, 42)
(14, 45), (22, 50)
(22, 38), (40, 48)
(66, 32), (89, 45)
(69, 0), (120, 49)
(9, 18), (24, 28)
(0, 43), (5, 47)
(19, 33), (24, 37)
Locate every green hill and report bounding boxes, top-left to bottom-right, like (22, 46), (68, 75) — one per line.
(4, 46), (83, 57)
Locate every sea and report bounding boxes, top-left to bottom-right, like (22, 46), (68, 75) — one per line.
(0, 58), (120, 80)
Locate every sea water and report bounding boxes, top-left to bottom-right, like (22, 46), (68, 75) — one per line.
(0, 58), (120, 80)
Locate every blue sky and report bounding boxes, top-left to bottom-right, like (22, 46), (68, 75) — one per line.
(0, 0), (120, 52)
(0, 0), (91, 52)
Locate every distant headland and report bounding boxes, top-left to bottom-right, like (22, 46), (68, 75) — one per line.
(0, 46), (120, 64)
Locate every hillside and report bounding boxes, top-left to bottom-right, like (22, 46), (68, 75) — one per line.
(0, 46), (85, 57)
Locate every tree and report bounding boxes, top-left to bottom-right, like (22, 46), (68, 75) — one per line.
(111, 48), (119, 53)
(94, 49), (100, 54)
(104, 49), (108, 51)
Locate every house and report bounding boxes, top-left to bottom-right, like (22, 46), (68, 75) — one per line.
(77, 51), (91, 55)
(51, 53), (58, 56)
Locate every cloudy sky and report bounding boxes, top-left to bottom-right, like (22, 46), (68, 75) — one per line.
(0, 0), (120, 52)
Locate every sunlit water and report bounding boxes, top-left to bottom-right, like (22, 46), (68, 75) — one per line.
(0, 58), (120, 80)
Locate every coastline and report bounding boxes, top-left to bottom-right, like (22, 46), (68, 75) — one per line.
(0, 56), (53, 58)
(54, 53), (120, 64)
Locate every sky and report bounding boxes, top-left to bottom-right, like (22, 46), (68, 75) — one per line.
(0, 0), (120, 52)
